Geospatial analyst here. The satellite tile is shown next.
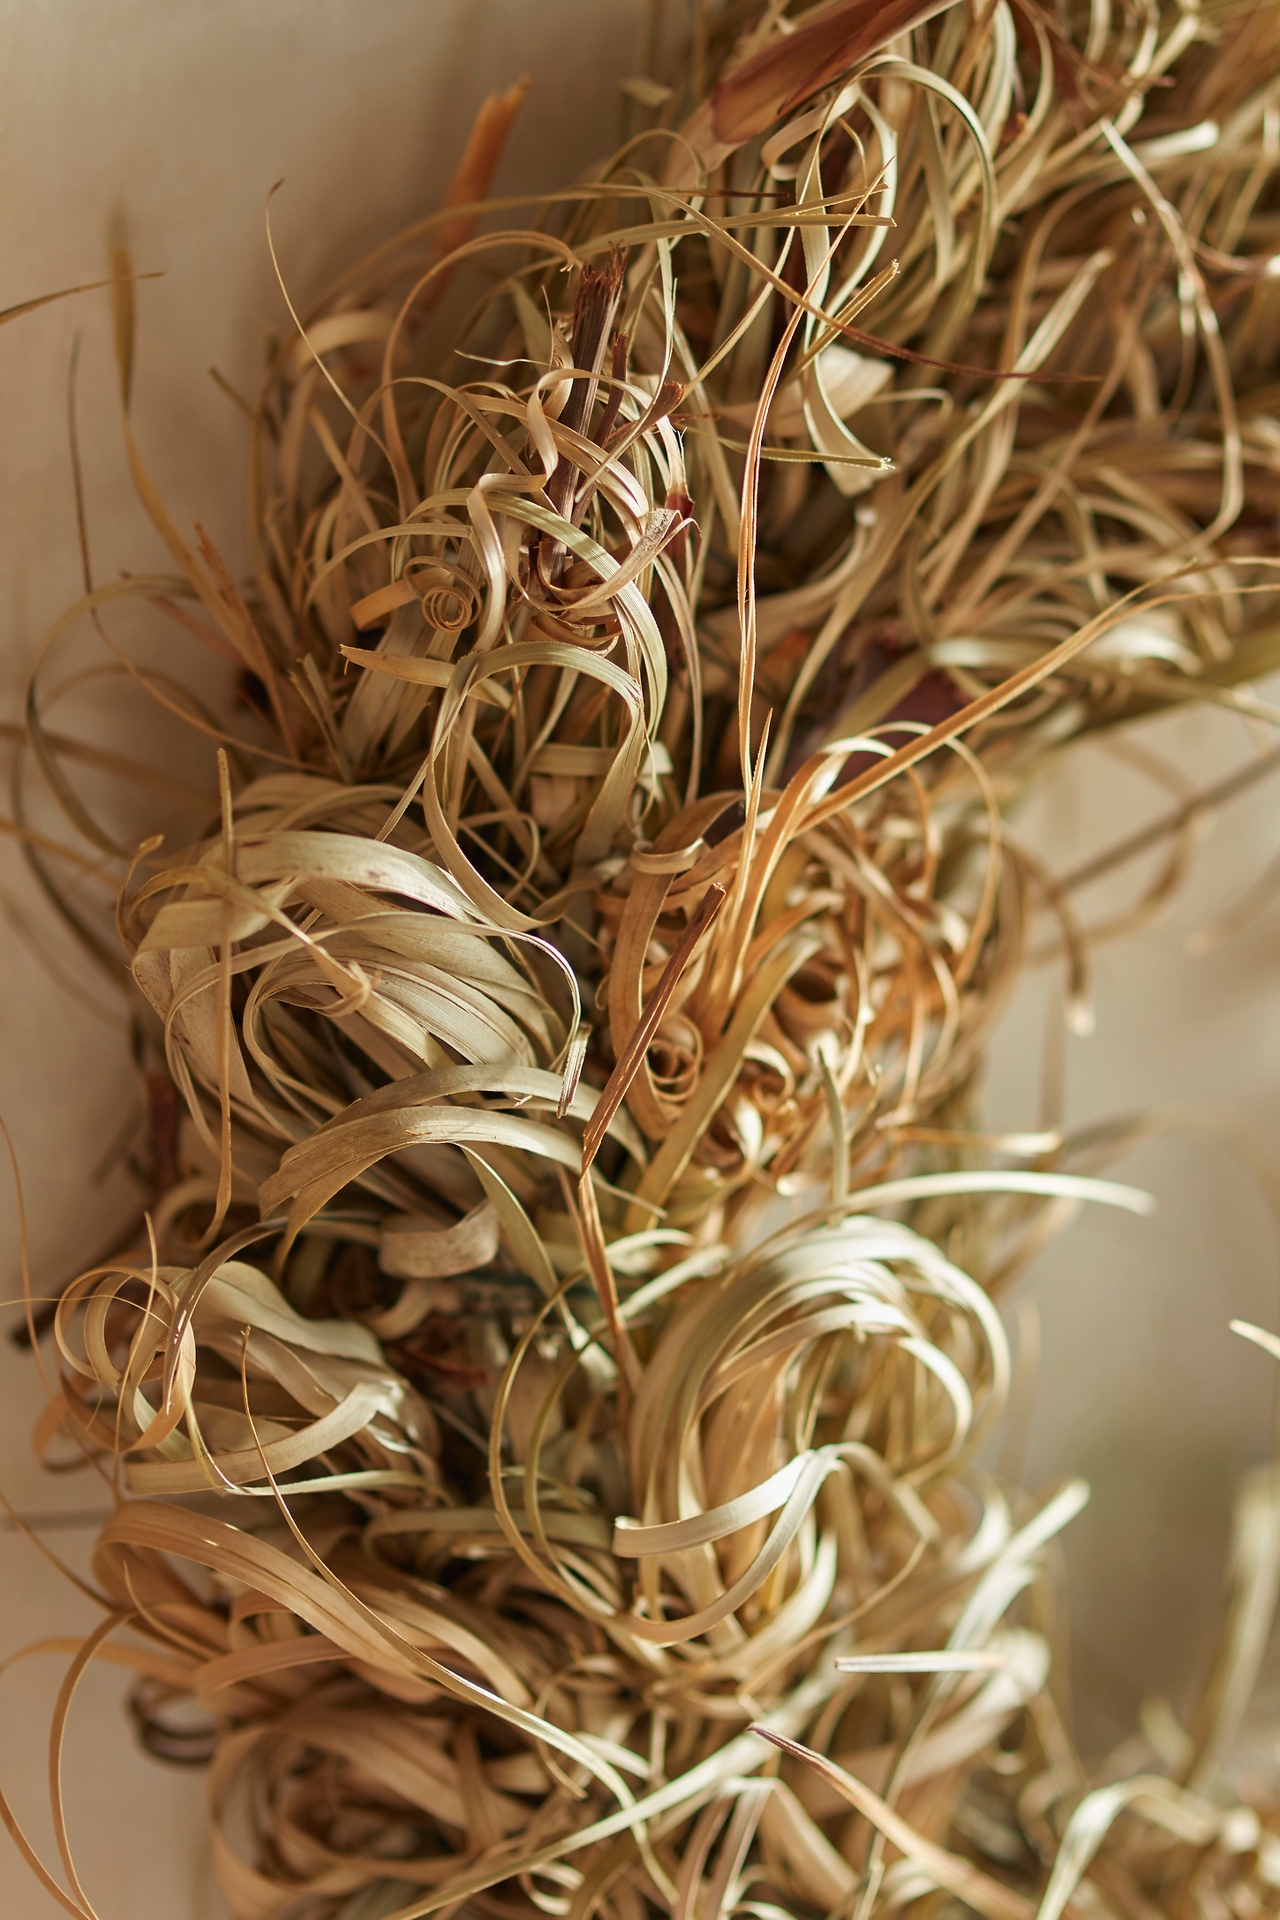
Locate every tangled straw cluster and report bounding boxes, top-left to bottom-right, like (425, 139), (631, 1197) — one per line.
(10, 1), (1280, 1916)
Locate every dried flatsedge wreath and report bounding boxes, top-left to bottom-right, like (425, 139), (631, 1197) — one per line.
(7, 2), (1280, 1918)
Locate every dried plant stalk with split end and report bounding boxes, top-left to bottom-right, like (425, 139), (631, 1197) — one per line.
(8, 0), (1280, 1916)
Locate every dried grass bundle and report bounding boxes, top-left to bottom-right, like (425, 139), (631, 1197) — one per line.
(8, 2), (1280, 1917)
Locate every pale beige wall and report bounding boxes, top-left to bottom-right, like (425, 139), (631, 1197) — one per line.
(987, 720), (1280, 1758)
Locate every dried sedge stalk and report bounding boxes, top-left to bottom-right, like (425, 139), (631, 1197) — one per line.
(7, 1), (1280, 1918)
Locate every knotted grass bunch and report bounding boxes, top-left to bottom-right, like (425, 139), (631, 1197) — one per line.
(11, 1), (1280, 1917)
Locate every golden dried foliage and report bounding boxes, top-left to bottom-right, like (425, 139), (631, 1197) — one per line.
(7, 2), (1280, 1916)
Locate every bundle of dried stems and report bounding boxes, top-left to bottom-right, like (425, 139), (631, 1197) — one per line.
(7, 2), (1280, 1917)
